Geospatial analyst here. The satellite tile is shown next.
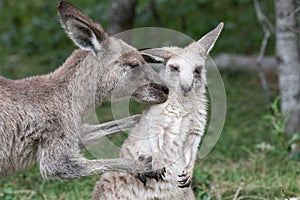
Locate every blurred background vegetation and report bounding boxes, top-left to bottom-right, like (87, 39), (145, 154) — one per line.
(0, 0), (299, 199)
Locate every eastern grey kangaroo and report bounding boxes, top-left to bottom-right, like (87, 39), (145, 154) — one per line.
(93, 23), (223, 200)
(0, 1), (168, 182)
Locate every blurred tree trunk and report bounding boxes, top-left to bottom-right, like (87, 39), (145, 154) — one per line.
(208, 54), (277, 72)
(275, 0), (300, 134)
(108, 0), (137, 35)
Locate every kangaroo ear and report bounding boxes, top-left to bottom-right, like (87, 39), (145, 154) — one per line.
(196, 22), (224, 55)
(141, 48), (176, 64)
(58, 1), (109, 55)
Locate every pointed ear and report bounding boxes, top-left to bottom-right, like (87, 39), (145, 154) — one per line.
(141, 48), (176, 63)
(197, 22), (224, 55)
(57, 1), (109, 54)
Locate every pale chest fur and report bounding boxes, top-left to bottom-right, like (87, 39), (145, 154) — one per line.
(120, 91), (207, 176)
(98, 91), (207, 200)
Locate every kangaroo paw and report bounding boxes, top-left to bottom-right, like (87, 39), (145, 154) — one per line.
(178, 170), (192, 188)
(135, 167), (166, 186)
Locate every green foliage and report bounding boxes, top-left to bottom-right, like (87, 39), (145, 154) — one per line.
(261, 97), (300, 157)
(2, 185), (15, 200)
(0, 0), (108, 79)
(0, 0), (275, 78)
(263, 97), (289, 151)
(267, 97), (288, 137)
(135, 0), (275, 55)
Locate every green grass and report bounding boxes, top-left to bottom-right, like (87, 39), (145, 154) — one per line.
(1, 71), (299, 200)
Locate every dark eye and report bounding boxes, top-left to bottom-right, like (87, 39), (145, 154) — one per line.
(169, 64), (179, 72)
(128, 63), (140, 69)
(194, 67), (202, 75)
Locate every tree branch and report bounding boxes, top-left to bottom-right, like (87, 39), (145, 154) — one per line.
(208, 54), (277, 72)
(253, 0), (274, 104)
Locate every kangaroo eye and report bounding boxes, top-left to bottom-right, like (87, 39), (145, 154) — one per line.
(194, 67), (202, 75)
(169, 64), (179, 72)
(128, 63), (140, 69)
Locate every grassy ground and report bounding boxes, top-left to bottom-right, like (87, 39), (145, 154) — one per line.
(1, 70), (299, 200)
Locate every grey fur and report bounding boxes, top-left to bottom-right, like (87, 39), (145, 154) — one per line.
(0, 1), (168, 180)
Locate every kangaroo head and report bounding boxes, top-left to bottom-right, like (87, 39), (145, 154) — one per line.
(57, 1), (168, 104)
(141, 23), (223, 96)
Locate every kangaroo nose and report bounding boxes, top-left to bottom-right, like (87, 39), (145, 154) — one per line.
(161, 85), (169, 95)
(181, 85), (192, 93)
(151, 83), (169, 95)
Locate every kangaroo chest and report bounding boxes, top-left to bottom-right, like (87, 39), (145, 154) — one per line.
(121, 97), (202, 166)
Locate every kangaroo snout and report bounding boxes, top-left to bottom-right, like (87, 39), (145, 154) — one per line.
(150, 83), (169, 95)
(181, 85), (192, 93)
(133, 82), (169, 104)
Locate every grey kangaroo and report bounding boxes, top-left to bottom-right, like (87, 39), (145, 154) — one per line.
(0, 1), (168, 181)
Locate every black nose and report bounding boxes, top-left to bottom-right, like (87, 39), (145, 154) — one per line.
(161, 85), (169, 95)
(151, 83), (169, 95)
